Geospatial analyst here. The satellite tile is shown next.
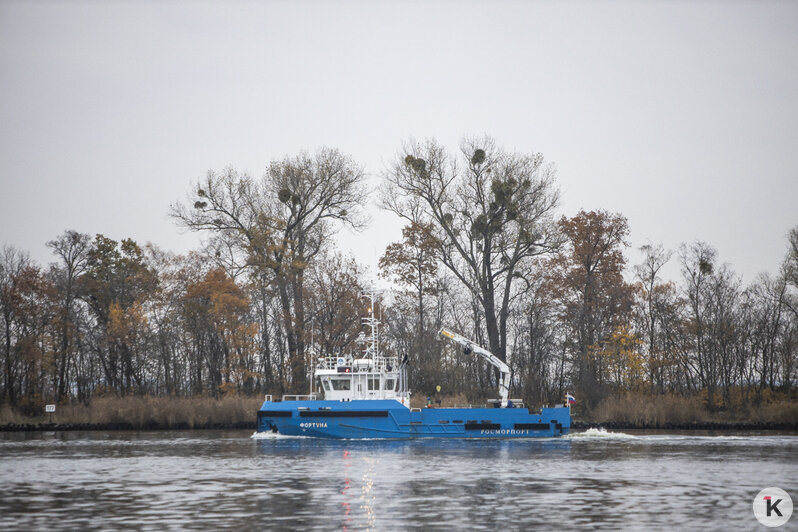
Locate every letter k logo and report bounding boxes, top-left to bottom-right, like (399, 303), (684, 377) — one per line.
(765, 496), (783, 517)
(754, 487), (792, 527)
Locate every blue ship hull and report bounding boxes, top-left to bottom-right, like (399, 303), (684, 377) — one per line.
(257, 399), (570, 439)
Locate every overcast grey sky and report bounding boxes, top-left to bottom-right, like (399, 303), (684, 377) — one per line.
(1, 0), (796, 283)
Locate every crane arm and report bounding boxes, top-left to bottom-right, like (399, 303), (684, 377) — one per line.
(438, 328), (510, 407)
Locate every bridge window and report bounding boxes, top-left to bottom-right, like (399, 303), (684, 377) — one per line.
(322, 379), (331, 391)
(384, 379), (395, 391)
(368, 378), (380, 391)
(331, 379), (351, 391)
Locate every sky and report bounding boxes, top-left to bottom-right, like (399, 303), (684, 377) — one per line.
(1, 0), (796, 285)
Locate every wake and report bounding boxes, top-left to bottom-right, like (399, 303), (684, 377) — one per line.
(250, 431), (307, 440)
(566, 427), (637, 440)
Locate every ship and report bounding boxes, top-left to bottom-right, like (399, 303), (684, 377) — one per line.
(256, 291), (571, 439)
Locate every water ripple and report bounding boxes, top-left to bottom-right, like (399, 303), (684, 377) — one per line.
(1, 430), (796, 530)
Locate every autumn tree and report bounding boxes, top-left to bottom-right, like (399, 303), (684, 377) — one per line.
(379, 222), (447, 395)
(597, 324), (645, 393)
(0, 247), (56, 408)
(305, 253), (366, 360)
(80, 235), (158, 394)
(379, 222), (440, 332)
(382, 136), (561, 377)
(171, 148), (367, 392)
(182, 268), (258, 396)
(547, 210), (634, 406)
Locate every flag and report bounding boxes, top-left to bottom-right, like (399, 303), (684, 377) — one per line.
(566, 393), (576, 405)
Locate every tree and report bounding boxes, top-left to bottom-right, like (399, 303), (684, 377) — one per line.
(0, 247), (55, 408)
(379, 221), (444, 396)
(305, 253), (366, 360)
(182, 268), (258, 396)
(379, 221), (440, 334)
(781, 226), (798, 321)
(597, 324), (645, 393)
(140, 244), (186, 396)
(547, 210), (634, 405)
(511, 271), (563, 405)
(81, 235), (158, 394)
(171, 148), (368, 392)
(381, 136), (561, 374)
(0, 246), (29, 403)
(633, 243), (676, 393)
(47, 230), (90, 401)
(678, 241), (744, 410)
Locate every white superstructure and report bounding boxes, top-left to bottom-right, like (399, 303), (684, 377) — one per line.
(314, 290), (411, 407)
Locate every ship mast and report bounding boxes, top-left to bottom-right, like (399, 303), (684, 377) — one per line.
(361, 289), (380, 361)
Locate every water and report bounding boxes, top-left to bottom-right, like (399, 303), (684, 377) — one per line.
(1, 429), (796, 530)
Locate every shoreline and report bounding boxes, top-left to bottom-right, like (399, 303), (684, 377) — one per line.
(2, 394), (795, 433)
(2, 420), (796, 432)
(570, 420), (798, 431)
(0, 421), (257, 432)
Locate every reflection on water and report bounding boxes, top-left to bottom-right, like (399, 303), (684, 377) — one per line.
(0, 430), (796, 530)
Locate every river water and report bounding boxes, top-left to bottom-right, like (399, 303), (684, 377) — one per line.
(0, 429), (795, 530)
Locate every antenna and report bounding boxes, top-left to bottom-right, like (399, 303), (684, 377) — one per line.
(361, 281), (384, 363)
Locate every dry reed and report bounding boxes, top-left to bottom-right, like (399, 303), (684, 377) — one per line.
(1, 395), (264, 428)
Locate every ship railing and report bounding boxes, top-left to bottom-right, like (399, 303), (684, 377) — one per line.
(264, 394), (273, 402)
(374, 355), (399, 370)
(315, 355), (400, 372)
(282, 394), (318, 401)
(450, 400), (525, 409)
(487, 398), (526, 408)
(317, 356), (341, 370)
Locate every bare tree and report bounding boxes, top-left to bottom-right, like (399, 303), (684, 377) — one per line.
(0, 246), (32, 403)
(47, 231), (91, 401)
(633, 244), (673, 393)
(381, 136), (561, 370)
(679, 241), (741, 409)
(305, 252), (365, 358)
(171, 148), (368, 392)
(781, 226), (798, 321)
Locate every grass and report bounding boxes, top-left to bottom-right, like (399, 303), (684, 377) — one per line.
(582, 393), (709, 427)
(579, 392), (798, 427)
(0, 395), (265, 429)
(2, 391), (795, 430)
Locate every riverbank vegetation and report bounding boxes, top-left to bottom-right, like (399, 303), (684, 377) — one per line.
(0, 395), (262, 429)
(1, 137), (797, 428)
(580, 392), (798, 428)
